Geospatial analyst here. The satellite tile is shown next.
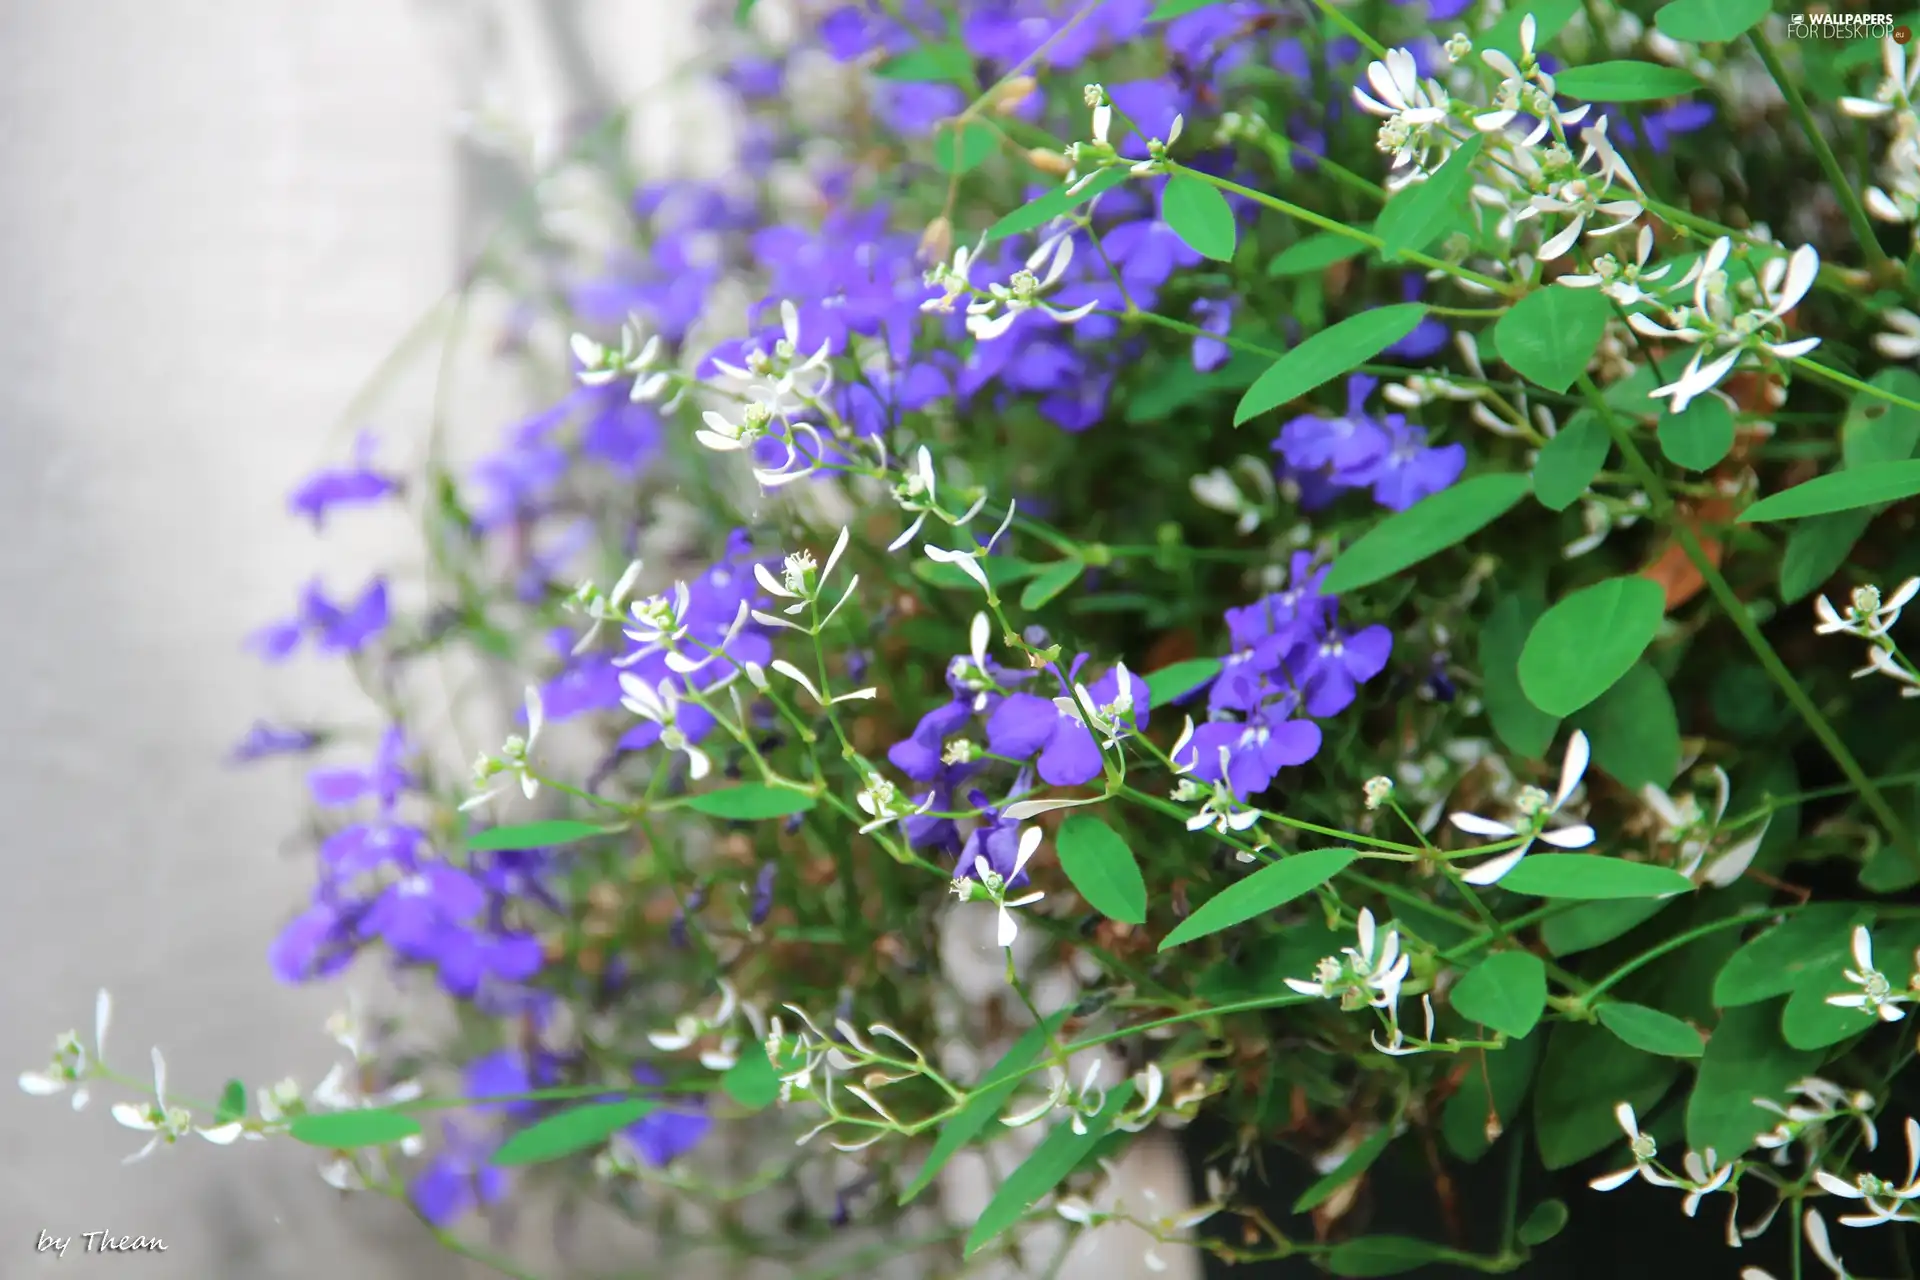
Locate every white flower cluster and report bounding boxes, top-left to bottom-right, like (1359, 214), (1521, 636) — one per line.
(1827, 924), (1920, 1023)
(1843, 37), (1920, 249)
(570, 319), (675, 406)
(695, 300), (836, 488)
(951, 825), (1048, 947)
(1447, 730), (1596, 886)
(1816, 580), (1920, 697)
(1285, 909), (1436, 1056)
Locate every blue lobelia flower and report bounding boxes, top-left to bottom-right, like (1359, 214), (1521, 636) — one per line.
(410, 1119), (510, 1227)
(288, 429), (401, 528)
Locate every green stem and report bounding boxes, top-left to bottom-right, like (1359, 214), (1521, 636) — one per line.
(1749, 30), (1890, 271)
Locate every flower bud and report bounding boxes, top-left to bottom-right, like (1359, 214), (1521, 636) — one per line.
(990, 75), (1037, 115)
(1026, 147), (1073, 176)
(918, 215), (953, 266)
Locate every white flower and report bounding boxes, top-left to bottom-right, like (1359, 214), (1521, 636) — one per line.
(855, 771), (933, 835)
(1286, 909), (1411, 1013)
(1678, 1148), (1735, 1218)
(1813, 1116), (1920, 1226)
(1877, 307), (1920, 360)
(1352, 47), (1454, 176)
(709, 299), (833, 410)
(1648, 345), (1743, 416)
(1085, 82), (1112, 146)
(110, 1048), (199, 1163)
(922, 241), (979, 314)
(1826, 925), (1912, 1022)
(1641, 766), (1768, 887)
(965, 231), (1100, 340)
(571, 322), (661, 390)
(1449, 731), (1594, 884)
(568, 559), (645, 655)
(1756, 1077), (1879, 1156)
(459, 685), (545, 812)
(619, 676), (711, 780)
(1558, 224), (1672, 307)
(953, 826), (1047, 947)
(924, 498), (1018, 599)
(1816, 580), (1920, 640)
(1841, 36), (1919, 119)
(19, 988), (111, 1110)
(1589, 1102), (1677, 1191)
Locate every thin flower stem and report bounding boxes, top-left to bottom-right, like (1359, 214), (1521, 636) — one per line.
(1578, 905), (1784, 1004)
(1578, 374), (1920, 874)
(1749, 30), (1891, 272)
(1793, 352), (1920, 412)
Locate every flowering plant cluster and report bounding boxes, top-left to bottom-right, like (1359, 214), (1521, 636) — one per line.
(34, 0), (1920, 1276)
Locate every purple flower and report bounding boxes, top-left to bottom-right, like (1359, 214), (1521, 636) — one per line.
(1102, 185), (1205, 290)
(1181, 699), (1324, 796)
(288, 429), (401, 527)
(1349, 420), (1466, 512)
(307, 726), (412, 809)
(1274, 375), (1392, 477)
(410, 1120), (510, 1227)
(227, 721), (320, 765)
(362, 866), (487, 954)
(983, 661), (1148, 786)
(431, 925), (546, 999)
(1299, 622), (1395, 718)
(248, 577), (391, 661)
(1191, 299), (1234, 372)
(268, 901), (359, 984)
(623, 1066), (711, 1167)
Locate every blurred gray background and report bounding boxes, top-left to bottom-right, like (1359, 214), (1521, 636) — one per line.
(0, 2), (682, 1275)
(0, 4), (1197, 1277)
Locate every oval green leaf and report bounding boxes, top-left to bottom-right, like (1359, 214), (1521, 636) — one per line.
(1517, 1198), (1571, 1246)
(490, 1099), (656, 1167)
(1595, 1001), (1704, 1058)
(1712, 904), (1871, 1008)
(933, 119), (997, 175)
(215, 1079), (248, 1125)
(1685, 1002), (1821, 1157)
(1532, 411), (1610, 512)
(986, 169), (1131, 243)
(1740, 457), (1920, 522)
(1162, 172), (1236, 262)
(1571, 660), (1679, 790)
(1375, 136), (1484, 259)
(1498, 854), (1694, 900)
(1517, 575), (1667, 716)
(1533, 1021), (1680, 1168)
(1320, 473), (1533, 594)
(1233, 305), (1427, 425)
(720, 1047), (781, 1112)
(1143, 657), (1221, 705)
(1159, 848), (1357, 950)
(1657, 396), (1735, 471)
(1019, 557), (1084, 609)
(1552, 60), (1703, 101)
(467, 820), (613, 853)
(288, 1109), (424, 1149)
(964, 1080), (1134, 1256)
(1056, 816), (1148, 924)
(1480, 592), (1561, 761)
(873, 42), (974, 86)
(1327, 1236), (1451, 1277)
(1267, 232), (1366, 277)
(1451, 950), (1548, 1039)
(1654, 0), (1770, 43)
(1493, 285), (1611, 393)
(685, 785), (818, 821)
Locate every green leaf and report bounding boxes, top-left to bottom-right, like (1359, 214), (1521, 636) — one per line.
(964, 1081), (1134, 1256)
(1451, 951), (1548, 1038)
(1493, 285), (1611, 393)
(1657, 397), (1736, 471)
(1159, 848), (1358, 950)
(1543, 898), (1670, 955)
(215, 1079), (248, 1125)
(721, 1046), (781, 1112)
(467, 820), (612, 853)
(1712, 905), (1871, 1007)
(986, 169), (1132, 243)
(490, 1099), (657, 1167)
(1518, 576), (1667, 716)
(933, 119), (997, 175)
(1294, 1121), (1396, 1213)
(1686, 1002), (1821, 1156)
(1572, 661), (1680, 790)
(1143, 657), (1222, 705)
(1442, 1031), (1543, 1162)
(1517, 1199), (1571, 1246)
(684, 785), (818, 821)
(1327, 1236), (1452, 1277)
(1124, 344), (1269, 422)
(1233, 305), (1428, 425)
(1551, 60), (1703, 101)
(1740, 458), (1920, 521)
(901, 1014), (1067, 1204)
(1162, 172), (1236, 262)
(913, 555), (1039, 590)
(1320, 473), (1533, 594)
(1055, 816), (1148, 924)
(1267, 233), (1366, 277)
(1375, 136), (1485, 259)
(1596, 1002), (1705, 1058)
(288, 1109), (424, 1149)
(1534, 1021), (1679, 1168)
(1499, 855), (1693, 900)
(1780, 511), (1876, 603)
(1480, 592), (1561, 761)
(1782, 920), (1920, 1049)
(1019, 558), (1084, 609)
(1481, 0), (1582, 58)
(1148, 0), (1225, 18)
(1532, 411), (1610, 512)
(1654, 0), (1770, 43)
(873, 42), (974, 86)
